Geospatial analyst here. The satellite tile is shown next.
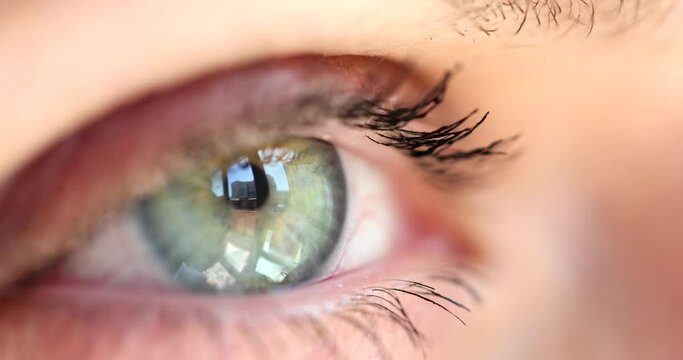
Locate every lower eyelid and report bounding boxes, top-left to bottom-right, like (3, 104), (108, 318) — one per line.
(1, 252), (480, 359)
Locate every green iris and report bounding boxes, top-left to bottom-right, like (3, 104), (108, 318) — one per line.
(138, 138), (346, 293)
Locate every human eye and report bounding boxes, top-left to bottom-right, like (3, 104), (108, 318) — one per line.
(8, 0), (682, 357)
(0, 55), (502, 359)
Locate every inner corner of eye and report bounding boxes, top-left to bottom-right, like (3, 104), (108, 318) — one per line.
(59, 135), (397, 296)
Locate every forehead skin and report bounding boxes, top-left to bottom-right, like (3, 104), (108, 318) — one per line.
(1, 0), (683, 359)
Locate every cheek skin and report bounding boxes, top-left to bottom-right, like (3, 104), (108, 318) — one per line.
(565, 95), (683, 357)
(418, 27), (683, 357)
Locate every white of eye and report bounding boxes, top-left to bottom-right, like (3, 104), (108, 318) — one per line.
(318, 146), (396, 277)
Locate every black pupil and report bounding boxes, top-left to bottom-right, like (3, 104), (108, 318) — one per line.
(224, 154), (270, 211)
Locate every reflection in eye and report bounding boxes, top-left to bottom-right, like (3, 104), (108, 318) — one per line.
(136, 139), (344, 293)
(0, 56), (501, 359)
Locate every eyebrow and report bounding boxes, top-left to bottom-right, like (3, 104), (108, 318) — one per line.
(445, 0), (671, 37)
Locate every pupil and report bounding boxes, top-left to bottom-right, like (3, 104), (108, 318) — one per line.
(222, 154), (271, 211)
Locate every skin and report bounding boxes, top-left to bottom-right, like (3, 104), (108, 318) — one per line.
(1, 0), (683, 359)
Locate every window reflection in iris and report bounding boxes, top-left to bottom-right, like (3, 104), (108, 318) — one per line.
(138, 139), (346, 293)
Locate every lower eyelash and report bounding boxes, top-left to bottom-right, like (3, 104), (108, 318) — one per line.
(255, 268), (482, 360)
(0, 265), (480, 360)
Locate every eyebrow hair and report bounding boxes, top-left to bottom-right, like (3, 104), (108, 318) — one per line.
(446, 0), (672, 37)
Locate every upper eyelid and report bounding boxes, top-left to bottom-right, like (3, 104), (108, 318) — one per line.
(2, 0), (649, 181)
(0, 0), (456, 181)
(0, 0), (648, 186)
(0, 0), (648, 184)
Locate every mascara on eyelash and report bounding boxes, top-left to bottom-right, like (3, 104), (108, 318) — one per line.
(340, 70), (518, 179)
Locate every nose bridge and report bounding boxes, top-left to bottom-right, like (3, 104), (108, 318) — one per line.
(461, 65), (683, 356)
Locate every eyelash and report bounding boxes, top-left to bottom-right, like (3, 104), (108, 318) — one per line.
(344, 70), (517, 181)
(157, 68), (512, 188)
(203, 268), (481, 359)
(2, 266), (482, 359)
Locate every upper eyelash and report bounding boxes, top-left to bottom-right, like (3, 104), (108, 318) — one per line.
(340, 70), (518, 178)
(340, 71), (451, 131)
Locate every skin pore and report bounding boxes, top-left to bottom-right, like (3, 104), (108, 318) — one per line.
(2, 0), (683, 359)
